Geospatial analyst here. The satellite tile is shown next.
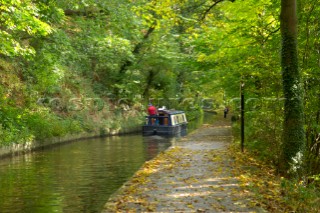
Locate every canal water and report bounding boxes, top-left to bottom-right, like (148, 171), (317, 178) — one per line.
(0, 113), (213, 213)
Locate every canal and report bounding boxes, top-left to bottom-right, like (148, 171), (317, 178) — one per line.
(0, 113), (213, 213)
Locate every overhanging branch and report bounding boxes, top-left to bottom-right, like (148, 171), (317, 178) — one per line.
(200, 0), (225, 21)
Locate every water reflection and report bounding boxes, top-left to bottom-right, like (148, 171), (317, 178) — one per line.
(143, 135), (173, 160)
(0, 135), (172, 213)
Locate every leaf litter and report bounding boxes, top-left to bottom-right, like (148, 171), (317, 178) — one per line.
(102, 117), (286, 212)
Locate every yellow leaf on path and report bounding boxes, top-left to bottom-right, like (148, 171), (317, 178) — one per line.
(187, 203), (194, 209)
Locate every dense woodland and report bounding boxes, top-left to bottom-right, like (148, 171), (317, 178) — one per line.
(1, 0), (320, 204)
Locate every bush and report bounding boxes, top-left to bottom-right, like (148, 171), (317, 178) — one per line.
(0, 105), (83, 146)
(280, 178), (320, 212)
(25, 111), (83, 141)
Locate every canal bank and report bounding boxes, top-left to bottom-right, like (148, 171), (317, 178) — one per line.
(102, 114), (267, 212)
(0, 125), (141, 159)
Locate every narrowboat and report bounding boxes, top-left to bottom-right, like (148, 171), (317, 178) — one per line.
(142, 109), (188, 136)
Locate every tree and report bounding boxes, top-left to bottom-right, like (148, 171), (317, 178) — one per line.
(0, 0), (61, 58)
(280, 0), (305, 173)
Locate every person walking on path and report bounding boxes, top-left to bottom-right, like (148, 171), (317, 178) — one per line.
(224, 106), (229, 118)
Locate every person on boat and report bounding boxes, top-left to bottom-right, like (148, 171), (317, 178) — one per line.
(147, 103), (158, 125)
(148, 103), (158, 116)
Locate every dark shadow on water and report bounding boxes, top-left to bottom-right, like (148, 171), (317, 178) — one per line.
(143, 135), (172, 160)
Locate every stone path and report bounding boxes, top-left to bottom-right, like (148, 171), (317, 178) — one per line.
(102, 117), (266, 212)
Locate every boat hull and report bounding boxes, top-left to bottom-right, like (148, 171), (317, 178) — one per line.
(142, 123), (187, 136)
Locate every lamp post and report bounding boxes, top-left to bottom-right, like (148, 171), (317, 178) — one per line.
(240, 82), (245, 152)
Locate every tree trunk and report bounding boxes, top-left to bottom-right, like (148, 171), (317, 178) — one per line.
(118, 25), (155, 77)
(280, 0), (305, 173)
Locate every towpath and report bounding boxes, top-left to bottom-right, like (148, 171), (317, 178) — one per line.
(102, 114), (267, 212)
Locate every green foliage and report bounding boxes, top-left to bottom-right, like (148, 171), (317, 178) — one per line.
(0, 0), (56, 57)
(298, 0), (320, 177)
(280, 178), (320, 212)
(0, 104), (82, 145)
(0, 0), (319, 184)
(243, 103), (283, 164)
(0, 107), (34, 145)
(24, 109), (82, 140)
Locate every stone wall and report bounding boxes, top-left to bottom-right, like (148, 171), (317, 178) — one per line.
(0, 126), (141, 159)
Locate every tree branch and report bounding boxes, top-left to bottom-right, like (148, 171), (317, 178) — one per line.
(200, 0), (225, 21)
(262, 27), (280, 44)
(64, 9), (108, 17)
(118, 23), (156, 76)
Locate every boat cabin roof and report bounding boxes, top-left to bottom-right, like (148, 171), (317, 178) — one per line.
(158, 109), (185, 115)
